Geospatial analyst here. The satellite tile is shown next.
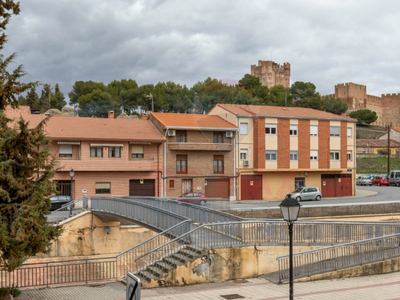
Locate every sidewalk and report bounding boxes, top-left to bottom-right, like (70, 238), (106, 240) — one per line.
(18, 271), (400, 300)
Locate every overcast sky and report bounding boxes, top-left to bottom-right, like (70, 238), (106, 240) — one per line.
(4, 0), (400, 101)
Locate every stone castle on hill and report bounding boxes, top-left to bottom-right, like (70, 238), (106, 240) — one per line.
(251, 60), (291, 89)
(251, 60), (399, 128)
(324, 82), (400, 128)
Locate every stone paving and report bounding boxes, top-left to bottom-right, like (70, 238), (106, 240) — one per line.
(17, 271), (400, 300)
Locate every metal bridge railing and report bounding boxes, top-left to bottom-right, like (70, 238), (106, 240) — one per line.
(277, 233), (400, 283)
(116, 220), (194, 277)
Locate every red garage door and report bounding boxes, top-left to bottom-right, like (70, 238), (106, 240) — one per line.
(241, 175), (262, 200)
(205, 178), (229, 199)
(321, 174), (352, 198)
(129, 179), (155, 196)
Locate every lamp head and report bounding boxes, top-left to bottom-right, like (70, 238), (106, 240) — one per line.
(279, 197), (301, 222)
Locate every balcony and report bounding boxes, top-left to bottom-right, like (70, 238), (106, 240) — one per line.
(168, 142), (232, 152)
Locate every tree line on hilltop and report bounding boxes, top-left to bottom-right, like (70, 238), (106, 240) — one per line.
(17, 75), (350, 118)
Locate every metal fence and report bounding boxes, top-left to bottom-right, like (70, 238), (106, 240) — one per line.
(277, 233), (400, 282)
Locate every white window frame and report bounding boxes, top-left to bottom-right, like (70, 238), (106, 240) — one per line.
(240, 149), (248, 160)
(265, 150), (277, 161)
(347, 127), (352, 138)
(290, 151), (298, 161)
(347, 151), (352, 161)
(330, 126), (340, 137)
(310, 150), (318, 161)
(59, 144), (72, 157)
(290, 125), (298, 136)
(240, 123), (248, 135)
(310, 125), (318, 136)
(265, 124), (277, 135)
(330, 151), (340, 161)
(108, 146), (121, 158)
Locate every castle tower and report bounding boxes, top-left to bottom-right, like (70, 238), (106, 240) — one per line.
(251, 60), (291, 89)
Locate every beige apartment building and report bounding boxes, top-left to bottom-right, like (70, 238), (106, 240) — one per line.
(209, 104), (357, 200)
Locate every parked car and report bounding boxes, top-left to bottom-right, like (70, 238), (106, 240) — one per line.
(371, 175), (390, 186)
(285, 187), (322, 202)
(49, 195), (74, 211)
(388, 170), (400, 186)
(356, 176), (372, 186)
(175, 192), (207, 205)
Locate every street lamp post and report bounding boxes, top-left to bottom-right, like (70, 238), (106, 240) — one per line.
(279, 197), (301, 300)
(69, 168), (75, 216)
(145, 93), (154, 112)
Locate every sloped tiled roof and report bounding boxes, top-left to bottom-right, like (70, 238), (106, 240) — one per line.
(5, 111), (165, 142)
(150, 112), (237, 129)
(392, 127), (400, 133)
(211, 104), (356, 122)
(356, 139), (400, 148)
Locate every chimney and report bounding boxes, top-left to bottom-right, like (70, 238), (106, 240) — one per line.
(141, 113), (148, 120)
(108, 111), (114, 119)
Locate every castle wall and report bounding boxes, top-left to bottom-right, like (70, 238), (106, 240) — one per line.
(251, 60), (290, 89)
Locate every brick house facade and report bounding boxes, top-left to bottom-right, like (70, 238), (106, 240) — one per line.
(149, 112), (238, 200)
(208, 104), (357, 200)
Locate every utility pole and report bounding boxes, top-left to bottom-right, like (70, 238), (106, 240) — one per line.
(388, 123), (392, 173)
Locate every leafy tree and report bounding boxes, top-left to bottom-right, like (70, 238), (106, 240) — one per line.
(349, 109), (378, 125)
(0, 2), (32, 109)
(78, 89), (120, 117)
(25, 86), (39, 109)
(0, 113), (61, 271)
(290, 81), (323, 110)
(322, 97), (348, 115)
(238, 74), (261, 91)
(68, 81), (107, 107)
(49, 83), (66, 110)
(0, 1), (62, 272)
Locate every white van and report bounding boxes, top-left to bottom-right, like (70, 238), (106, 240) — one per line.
(388, 170), (400, 186)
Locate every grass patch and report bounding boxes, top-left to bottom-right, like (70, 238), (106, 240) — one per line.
(357, 157), (400, 173)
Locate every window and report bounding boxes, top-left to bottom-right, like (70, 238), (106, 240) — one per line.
(330, 126), (340, 137)
(265, 124), (277, 135)
(347, 127), (352, 138)
(90, 147), (103, 157)
(310, 150), (318, 161)
(213, 132), (223, 143)
(347, 151), (352, 161)
(176, 130), (187, 142)
(169, 180), (175, 189)
(361, 149), (366, 154)
(176, 155), (188, 174)
(240, 123), (248, 135)
(95, 182), (110, 194)
(265, 150), (277, 161)
(240, 149), (248, 160)
(290, 125), (298, 136)
(330, 151), (340, 161)
(310, 125), (318, 136)
(290, 151), (298, 161)
(131, 146), (144, 158)
(59, 145), (72, 158)
(295, 177), (305, 189)
(108, 147), (121, 158)
(213, 155), (224, 174)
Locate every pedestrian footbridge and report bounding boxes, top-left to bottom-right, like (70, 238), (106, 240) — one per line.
(2, 196), (400, 288)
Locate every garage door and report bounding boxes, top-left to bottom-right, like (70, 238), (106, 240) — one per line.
(321, 174), (352, 197)
(129, 179), (155, 196)
(205, 178), (229, 199)
(241, 175), (262, 200)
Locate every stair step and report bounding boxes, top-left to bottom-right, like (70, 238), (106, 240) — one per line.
(163, 256), (183, 266)
(154, 261), (176, 271)
(147, 265), (166, 276)
(179, 248), (201, 259)
(135, 272), (151, 284)
(138, 270), (160, 281)
(170, 253), (190, 262)
(184, 246), (202, 254)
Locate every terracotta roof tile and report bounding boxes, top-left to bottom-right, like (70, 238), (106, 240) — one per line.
(356, 139), (400, 147)
(150, 112), (237, 129)
(212, 104), (356, 122)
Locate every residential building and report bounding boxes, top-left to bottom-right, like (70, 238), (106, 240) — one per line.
(149, 112), (238, 200)
(379, 127), (400, 144)
(5, 107), (165, 199)
(208, 104), (357, 200)
(356, 139), (400, 155)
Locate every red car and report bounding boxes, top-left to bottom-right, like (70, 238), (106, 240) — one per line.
(175, 192), (207, 206)
(371, 175), (390, 186)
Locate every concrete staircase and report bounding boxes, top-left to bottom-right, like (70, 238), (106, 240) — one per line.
(135, 245), (203, 283)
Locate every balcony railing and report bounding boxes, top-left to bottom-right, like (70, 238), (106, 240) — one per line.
(168, 142), (232, 151)
(56, 155), (81, 160)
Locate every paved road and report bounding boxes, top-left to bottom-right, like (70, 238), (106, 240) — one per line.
(226, 185), (400, 210)
(18, 271), (400, 300)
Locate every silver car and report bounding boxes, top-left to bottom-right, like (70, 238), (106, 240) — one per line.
(286, 187), (322, 202)
(356, 176), (372, 186)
